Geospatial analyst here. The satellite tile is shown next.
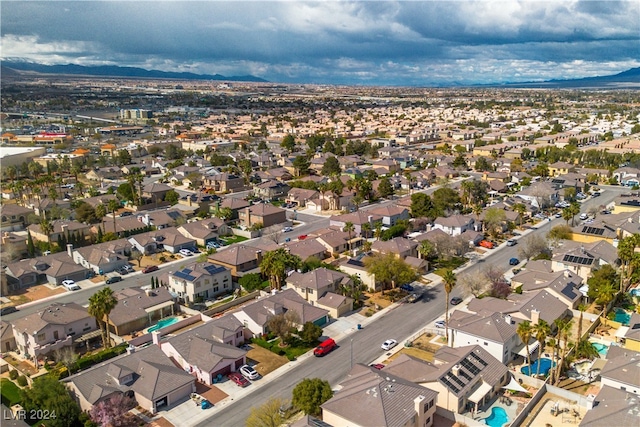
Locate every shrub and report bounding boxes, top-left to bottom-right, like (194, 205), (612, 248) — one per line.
(9, 369), (19, 380)
(17, 375), (28, 387)
(159, 256), (166, 262)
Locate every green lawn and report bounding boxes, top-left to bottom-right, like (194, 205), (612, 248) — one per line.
(251, 337), (316, 361)
(1, 378), (22, 407)
(432, 257), (467, 277)
(221, 235), (249, 245)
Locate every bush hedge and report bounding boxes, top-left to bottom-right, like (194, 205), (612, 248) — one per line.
(9, 369), (19, 380)
(75, 344), (128, 372)
(17, 375), (28, 387)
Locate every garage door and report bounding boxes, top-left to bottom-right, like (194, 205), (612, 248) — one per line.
(212, 365), (231, 378)
(313, 316), (327, 327)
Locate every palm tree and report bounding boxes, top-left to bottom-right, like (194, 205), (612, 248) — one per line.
(576, 303), (587, 340)
(554, 318), (573, 385)
(343, 222), (355, 252)
(472, 204), (484, 231)
(361, 222), (372, 239)
(418, 240), (433, 260)
(95, 204), (107, 233)
(374, 222), (383, 241)
(597, 282), (617, 322)
(39, 218), (54, 250)
(517, 321), (533, 376)
(442, 269), (457, 347)
(4, 165), (18, 185)
(534, 320), (550, 377)
(48, 187), (59, 207)
(108, 199), (120, 235)
(561, 207), (573, 225)
(99, 287), (118, 348)
(318, 183), (329, 212)
(88, 292), (107, 348)
(260, 248), (302, 290)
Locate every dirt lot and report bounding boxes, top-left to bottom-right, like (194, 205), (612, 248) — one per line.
(4, 283), (66, 306)
(246, 344), (289, 376)
(384, 333), (441, 364)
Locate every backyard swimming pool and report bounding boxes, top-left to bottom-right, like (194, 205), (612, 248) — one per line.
(148, 316), (180, 333)
(591, 342), (609, 356)
(484, 406), (509, 427)
(630, 288), (640, 297)
(614, 308), (631, 326)
(521, 358), (555, 376)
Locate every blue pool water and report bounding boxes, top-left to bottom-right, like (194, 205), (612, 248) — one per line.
(630, 289), (640, 297)
(484, 407), (509, 427)
(521, 358), (555, 376)
(592, 342), (609, 356)
(614, 308), (631, 326)
(148, 316), (180, 333)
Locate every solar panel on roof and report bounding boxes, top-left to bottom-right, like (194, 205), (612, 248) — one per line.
(441, 377), (460, 393)
(447, 373), (466, 388)
(460, 358), (480, 375)
(469, 352), (488, 367)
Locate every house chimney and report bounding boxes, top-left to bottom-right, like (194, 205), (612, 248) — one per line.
(368, 215), (373, 225)
(126, 345), (135, 355)
(452, 364), (461, 376)
(563, 269), (571, 278)
(145, 214), (150, 225)
(414, 395), (426, 416)
(67, 244), (73, 257)
(255, 250), (263, 263)
(531, 309), (540, 325)
(61, 224), (68, 233)
(152, 331), (161, 346)
(505, 314), (512, 325)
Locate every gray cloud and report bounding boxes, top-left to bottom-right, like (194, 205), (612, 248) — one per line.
(1, 1), (638, 85)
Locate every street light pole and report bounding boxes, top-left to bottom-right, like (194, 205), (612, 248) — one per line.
(350, 338), (353, 369)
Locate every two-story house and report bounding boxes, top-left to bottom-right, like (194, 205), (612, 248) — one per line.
(238, 204), (287, 229)
(433, 215), (475, 236)
(203, 173), (245, 193)
(208, 244), (264, 278)
(286, 268), (354, 317)
(367, 205), (410, 226)
(72, 238), (132, 275)
(169, 262), (232, 304)
(12, 302), (97, 359)
(128, 227), (196, 254)
(371, 237), (419, 259)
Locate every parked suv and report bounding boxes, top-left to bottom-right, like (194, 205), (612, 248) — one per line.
(106, 276), (122, 285)
(313, 338), (337, 357)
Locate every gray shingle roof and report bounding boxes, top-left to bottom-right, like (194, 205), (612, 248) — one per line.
(580, 386), (640, 427)
(449, 310), (517, 344)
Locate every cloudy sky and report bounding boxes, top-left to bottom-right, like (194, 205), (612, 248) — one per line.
(2, 1), (639, 86)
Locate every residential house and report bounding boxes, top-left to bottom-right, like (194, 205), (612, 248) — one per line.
(169, 262), (232, 304)
(321, 364), (438, 427)
(285, 188), (319, 208)
(329, 211), (383, 235)
(218, 197), (251, 220)
(284, 238), (328, 261)
(177, 218), (230, 247)
(622, 313), (640, 352)
(203, 173), (245, 193)
(314, 228), (360, 256)
(81, 194), (119, 209)
(72, 238), (132, 275)
(27, 219), (91, 245)
(371, 237), (418, 259)
(548, 161), (574, 177)
(231, 289), (329, 336)
(128, 227), (196, 255)
(599, 346), (640, 395)
(238, 204), (287, 229)
(208, 244), (264, 278)
(339, 258), (377, 292)
(551, 173), (587, 194)
(86, 167), (123, 181)
(5, 251), (92, 289)
(253, 180), (290, 200)
(383, 345), (509, 414)
(433, 215), (475, 236)
(65, 345), (195, 414)
(158, 317), (246, 385)
(137, 210), (187, 229)
(579, 385), (640, 427)
(609, 196), (640, 215)
(516, 181), (558, 209)
(510, 267), (583, 309)
(1, 231), (28, 260)
(447, 310), (522, 364)
(106, 287), (176, 336)
(613, 167), (640, 187)
(286, 268), (354, 316)
(142, 183), (173, 203)
(0, 204), (33, 231)
(1, 320), (17, 353)
(372, 159), (400, 173)
(551, 240), (619, 282)
(368, 205), (410, 226)
(96, 215), (152, 238)
(12, 302), (97, 359)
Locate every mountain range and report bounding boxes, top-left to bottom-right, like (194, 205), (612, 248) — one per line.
(1, 60), (268, 83)
(2, 60), (639, 88)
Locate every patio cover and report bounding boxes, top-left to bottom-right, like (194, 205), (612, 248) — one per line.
(615, 326), (629, 339)
(144, 300), (175, 313)
(516, 340), (540, 357)
(468, 381), (493, 403)
(502, 375), (528, 393)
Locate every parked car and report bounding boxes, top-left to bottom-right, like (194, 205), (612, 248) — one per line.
(592, 192), (601, 197)
(298, 235), (308, 240)
(434, 320), (446, 329)
(579, 213), (588, 220)
(479, 240), (494, 249)
(370, 364), (385, 370)
(62, 280), (80, 291)
(239, 364), (260, 380)
(283, 227), (293, 232)
(407, 293), (422, 303)
(555, 212), (562, 218)
(0, 306), (18, 315)
(400, 283), (414, 292)
(506, 239), (517, 246)
(106, 276), (122, 284)
(381, 339), (398, 351)
(179, 249), (194, 257)
(450, 297), (463, 305)
(509, 257), (520, 266)
(117, 267), (130, 275)
(228, 372), (250, 387)
(142, 265), (159, 274)
(314, 338), (337, 357)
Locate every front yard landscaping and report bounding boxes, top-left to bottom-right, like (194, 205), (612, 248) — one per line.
(1, 378), (23, 407)
(432, 257), (467, 277)
(220, 235), (248, 245)
(251, 336), (317, 361)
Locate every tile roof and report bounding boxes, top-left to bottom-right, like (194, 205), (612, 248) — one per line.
(580, 385), (640, 427)
(286, 268), (350, 291)
(12, 302), (92, 335)
(108, 287), (175, 327)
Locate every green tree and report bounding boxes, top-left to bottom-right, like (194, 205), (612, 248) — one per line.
(513, 203), (526, 228)
(418, 240), (434, 260)
(292, 155), (311, 177)
(75, 202), (98, 224)
(300, 322), (323, 344)
(534, 320), (550, 377)
(364, 253), (417, 294)
(27, 231), (35, 257)
(281, 134), (296, 151)
(343, 221), (355, 251)
(245, 397), (288, 427)
(20, 375), (81, 427)
(431, 187), (461, 217)
(260, 248), (302, 290)
(116, 149), (132, 166)
(266, 311), (300, 344)
(39, 218), (54, 250)
(239, 273), (266, 292)
(553, 318), (573, 385)
(410, 193), (433, 218)
(88, 287), (118, 349)
(483, 207), (506, 238)
(517, 321), (533, 376)
(442, 269), (457, 347)
(108, 199), (120, 233)
(377, 177), (394, 198)
(216, 207), (234, 221)
(321, 156), (341, 176)
(116, 182), (135, 203)
(587, 264), (618, 302)
(292, 378), (333, 416)
(164, 189), (180, 205)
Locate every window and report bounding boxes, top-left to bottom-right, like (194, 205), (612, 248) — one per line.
(37, 333), (46, 341)
(224, 283), (228, 289)
(425, 416), (431, 426)
(83, 326), (91, 332)
(205, 279), (209, 285)
(196, 282), (201, 288)
(213, 286), (219, 293)
(484, 342), (488, 346)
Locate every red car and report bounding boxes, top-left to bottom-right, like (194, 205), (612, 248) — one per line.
(370, 364), (385, 370)
(228, 372), (250, 387)
(142, 265), (159, 274)
(298, 235), (308, 240)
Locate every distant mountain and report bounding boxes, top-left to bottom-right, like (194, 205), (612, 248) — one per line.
(1, 60), (268, 83)
(496, 67), (640, 88)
